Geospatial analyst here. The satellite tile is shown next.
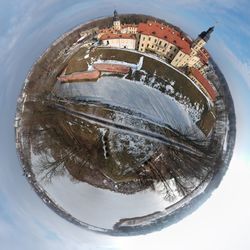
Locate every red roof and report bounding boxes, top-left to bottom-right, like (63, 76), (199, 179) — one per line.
(198, 48), (210, 64)
(190, 67), (217, 101)
(58, 70), (100, 83)
(100, 33), (136, 40)
(93, 63), (130, 74)
(137, 21), (191, 54)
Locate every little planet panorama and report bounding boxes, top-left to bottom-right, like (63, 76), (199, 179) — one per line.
(15, 10), (236, 236)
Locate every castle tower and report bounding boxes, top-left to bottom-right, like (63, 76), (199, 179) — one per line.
(113, 10), (121, 31)
(191, 26), (214, 55)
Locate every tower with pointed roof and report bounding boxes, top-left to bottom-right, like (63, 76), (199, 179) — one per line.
(191, 26), (214, 55)
(113, 10), (121, 31)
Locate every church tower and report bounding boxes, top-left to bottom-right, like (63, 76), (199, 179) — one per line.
(191, 26), (214, 55)
(113, 10), (121, 31)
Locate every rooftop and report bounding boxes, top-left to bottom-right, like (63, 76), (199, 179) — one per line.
(190, 67), (217, 101)
(198, 48), (210, 64)
(100, 33), (136, 40)
(137, 21), (191, 54)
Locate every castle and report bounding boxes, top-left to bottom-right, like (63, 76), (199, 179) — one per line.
(97, 11), (217, 102)
(98, 11), (213, 75)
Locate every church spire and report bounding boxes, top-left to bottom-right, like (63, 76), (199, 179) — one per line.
(198, 26), (215, 42)
(113, 10), (119, 22)
(113, 10), (121, 31)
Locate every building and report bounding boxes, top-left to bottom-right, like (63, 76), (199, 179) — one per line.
(99, 33), (136, 49)
(121, 24), (138, 34)
(171, 27), (213, 69)
(96, 10), (216, 101)
(98, 11), (214, 71)
(98, 10), (138, 39)
(188, 67), (217, 102)
(98, 10), (137, 49)
(137, 21), (191, 62)
(113, 10), (121, 31)
(194, 48), (210, 74)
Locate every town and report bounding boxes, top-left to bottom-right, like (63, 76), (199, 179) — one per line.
(70, 10), (217, 102)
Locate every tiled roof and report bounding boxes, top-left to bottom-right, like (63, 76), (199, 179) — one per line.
(190, 67), (217, 101)
(137, 21), (191, 54)
(58, 70), (100, 83)
(93, 63), (130, 74)
(198, 48), (210, 64)
(100, 33), (136, 40)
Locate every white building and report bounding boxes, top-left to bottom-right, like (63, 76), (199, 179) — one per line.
(100, 33), (136, 50)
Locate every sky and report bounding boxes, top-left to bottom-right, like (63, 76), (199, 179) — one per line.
(0, 0), (250, 249)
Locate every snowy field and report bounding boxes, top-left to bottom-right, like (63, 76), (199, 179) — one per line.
(56, 77), (204, 138)
(30, 145), (175, 229)
(42, 174), (172, 229)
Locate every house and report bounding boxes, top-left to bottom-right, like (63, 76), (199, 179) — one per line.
(99, 33), (136, 50)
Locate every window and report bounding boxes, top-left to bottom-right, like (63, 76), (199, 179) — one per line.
(159, 41), (162, 46)
(143, 37), (145, 41)
(142, 43), (144, 47)
(174, 48), (177, 52)
(152, 45), (154, 48)
(147, 44), (149, 48)
(164, 43), (167, 47)
(170, 45), (172, 49)
(149, 37), (151, 41)
(155, 39), (157, 43)
(179, 53), (182, 57)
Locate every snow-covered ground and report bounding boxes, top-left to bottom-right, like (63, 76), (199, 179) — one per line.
(134, 70), (205, 124)
(56, 77), (204, 138)
(30, 144), (208, 230)
(40, 174), (171, 229)
(94, 56), (144, 70)
(30, 144), (174, 229)
(101, 47), (214, 106)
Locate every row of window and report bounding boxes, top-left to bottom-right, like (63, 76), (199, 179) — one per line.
(140, 42), (177, 51)
(142, 36), (169, 47)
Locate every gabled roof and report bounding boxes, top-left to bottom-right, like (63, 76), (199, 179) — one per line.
(137, 21), (191, 54)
